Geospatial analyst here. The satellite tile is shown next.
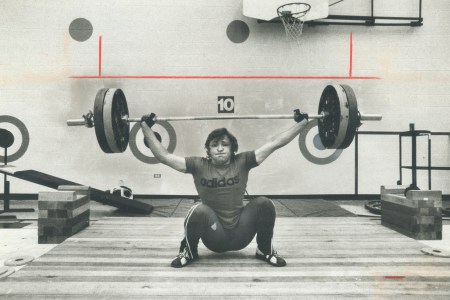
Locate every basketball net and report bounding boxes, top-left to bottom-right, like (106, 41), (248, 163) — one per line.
(277, 3), (311, 44)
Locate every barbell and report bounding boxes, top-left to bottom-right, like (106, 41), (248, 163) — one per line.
(67, 84), (382, 153)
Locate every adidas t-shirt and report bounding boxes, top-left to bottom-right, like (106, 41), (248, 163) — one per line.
(185, 151), (258, 229)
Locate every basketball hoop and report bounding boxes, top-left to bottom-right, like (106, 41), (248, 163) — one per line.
(277, 3), (311, 43)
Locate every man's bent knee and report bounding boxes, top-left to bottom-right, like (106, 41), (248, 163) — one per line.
(251, 197), (275, 212)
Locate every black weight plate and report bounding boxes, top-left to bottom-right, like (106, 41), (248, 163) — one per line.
(93, 88), (113, 153)
(318, 85), (341, 148)
(102, 88), (129, 153)
(114, 88), (130, 152)
(339, 84), (359, 149)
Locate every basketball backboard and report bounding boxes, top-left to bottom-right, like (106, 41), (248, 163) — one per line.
(243, 0), (329, 22)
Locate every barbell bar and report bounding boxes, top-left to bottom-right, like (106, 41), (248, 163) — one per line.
(68, 112), (381, 125)
(66, 85), (382, 153)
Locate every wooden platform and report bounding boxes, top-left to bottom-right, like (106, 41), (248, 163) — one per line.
(2, 217), (450, 299)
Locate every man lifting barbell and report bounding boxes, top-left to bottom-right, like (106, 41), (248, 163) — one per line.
(141, 110), (309, 268)
(66, 84), (382, 267)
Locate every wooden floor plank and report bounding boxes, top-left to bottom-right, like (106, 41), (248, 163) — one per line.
(2, 281), (450, 296)
(1, 217), (449, 298)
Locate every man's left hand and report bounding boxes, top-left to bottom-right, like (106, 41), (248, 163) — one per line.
(294, 109), (308, 123)
(141, 113), (157, 128)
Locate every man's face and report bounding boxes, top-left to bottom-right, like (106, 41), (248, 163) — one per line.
(209, 135), (232, 165)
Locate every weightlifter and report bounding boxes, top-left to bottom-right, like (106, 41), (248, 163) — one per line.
(141, 110), (308, 268)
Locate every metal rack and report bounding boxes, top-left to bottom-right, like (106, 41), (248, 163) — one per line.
(355, 123), (450, 194)
(397, 123), (450, 190)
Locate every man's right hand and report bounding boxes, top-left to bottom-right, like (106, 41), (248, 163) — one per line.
(141, 113), (156, 128)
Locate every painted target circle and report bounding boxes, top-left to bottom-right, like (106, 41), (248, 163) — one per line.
(0, 115), (30, 163)
(129, 121), (177, 164)
(298, 119), (343, 165)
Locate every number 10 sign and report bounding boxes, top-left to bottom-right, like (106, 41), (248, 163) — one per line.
(217, 96), (235, 113)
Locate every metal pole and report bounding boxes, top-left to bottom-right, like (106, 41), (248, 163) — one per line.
(3, 147), (9, 211)
(428, 134), (431, 189)
(398, 134), (402, 185)
(355, 130), (359, 195)
(410, 123), (417, 187)
(419, 0), (422, 19)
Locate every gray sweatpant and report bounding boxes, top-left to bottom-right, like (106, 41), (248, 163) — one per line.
(179, 196), (276, 257)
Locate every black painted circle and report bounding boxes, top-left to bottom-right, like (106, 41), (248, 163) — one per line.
(129, 122), (177, 164)
(0, 129), (14, 148)
(227, 20), (250, 43)
(69, 18), (93, 42)
(0, 116), (29, 163)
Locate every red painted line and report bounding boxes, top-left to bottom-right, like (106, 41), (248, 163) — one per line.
(70, 34), (380, 80)
(384, 276), (406, 279)
(98, 36), (102, 77)
(349, 32), (353, 77)
(70, 75), (380, 80)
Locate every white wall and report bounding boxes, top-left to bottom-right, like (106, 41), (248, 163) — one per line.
(0, 0), (449, 195)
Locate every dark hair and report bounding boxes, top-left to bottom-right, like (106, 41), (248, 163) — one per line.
(204, 128), (238, 160)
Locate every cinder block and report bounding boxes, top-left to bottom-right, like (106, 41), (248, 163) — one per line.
(39, 191), (76, 202)
(381, 191), (442, 208)
(38, 219), (89, 236)
(58, 185), (90, 198)
(382, 201), (441, 217)
(407, 190), (442, 203)
(38, 195), (89, 210)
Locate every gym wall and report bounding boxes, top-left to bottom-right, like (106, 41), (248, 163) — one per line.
(0, 0), (449, 196)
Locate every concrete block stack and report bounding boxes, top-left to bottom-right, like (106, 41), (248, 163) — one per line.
(380, 186), (442, 240)
(38, 185), (90, 244)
